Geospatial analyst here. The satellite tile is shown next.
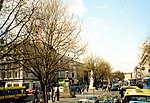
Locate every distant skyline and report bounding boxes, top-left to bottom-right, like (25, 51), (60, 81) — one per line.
(65, 0), (150, 72)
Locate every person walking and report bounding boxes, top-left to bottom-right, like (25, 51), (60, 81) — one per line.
(114, 96), (121, 103)
(119, 88), (124, 98)
(86, 85), (89, 92)
(33, 88), (38, 103)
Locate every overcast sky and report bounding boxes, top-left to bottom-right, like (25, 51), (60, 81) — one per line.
(64, 0), (150, 72)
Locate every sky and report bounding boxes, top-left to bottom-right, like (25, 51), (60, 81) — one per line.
(64, 0), (150, 72)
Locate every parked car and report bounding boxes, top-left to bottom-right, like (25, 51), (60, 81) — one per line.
(26, 88), (42, 94)
(111, 84), (119, 91)
(86, 96), (98, 103)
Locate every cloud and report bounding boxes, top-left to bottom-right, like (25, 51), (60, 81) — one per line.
(64, 0), (87, 17)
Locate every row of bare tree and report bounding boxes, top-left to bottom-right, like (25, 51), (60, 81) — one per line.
(80, 56), (125, 86)
(0, 0), (85, 103)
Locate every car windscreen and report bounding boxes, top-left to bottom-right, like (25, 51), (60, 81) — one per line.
(125, 95), (150, 102)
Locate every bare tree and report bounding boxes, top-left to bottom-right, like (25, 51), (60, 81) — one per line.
(83, 56), (112, 89)
(0, 0), (38, 61)
(112, 70), (125, 81)
(96, 58), (112, 83)
(13, 0), (86, 102)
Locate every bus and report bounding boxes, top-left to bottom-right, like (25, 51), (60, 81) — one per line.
(0, 86), (27, 102)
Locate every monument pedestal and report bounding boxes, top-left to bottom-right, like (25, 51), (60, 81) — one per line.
(60, 79), (74, 98)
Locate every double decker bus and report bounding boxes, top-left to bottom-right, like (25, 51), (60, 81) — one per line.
(0, 86), (27, 102)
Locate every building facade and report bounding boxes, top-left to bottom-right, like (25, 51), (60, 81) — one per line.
(139, 40), (150, 79)
(0, 58), (83, 89)
(124, 73), (132, 81)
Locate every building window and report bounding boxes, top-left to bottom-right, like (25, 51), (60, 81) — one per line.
(15, 71), (18, 77)
(72, 73), (74, 77)
(0, 72), (5, 79)
(72, 80), (74, 84)
(26, 73), (28, 77)
(7, 71), (11, 78)
(59, 71), (65, 78)
(148, 69), (150, 73)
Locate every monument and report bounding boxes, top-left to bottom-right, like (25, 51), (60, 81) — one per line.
(89, 70), (95, 89)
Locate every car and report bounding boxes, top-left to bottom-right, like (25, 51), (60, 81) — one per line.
(86, 96), (98, 103)
(70, 85), (82, 93)
(129, 101), (150, 103)
(26, 88), (42, 94)
(122, 89), (150, 103)
(111, 84), (119, 91)
(119, 85), (140, 98)
(77, 99), (89, 103)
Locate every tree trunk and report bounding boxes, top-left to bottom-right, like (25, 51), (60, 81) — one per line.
(40, 81), (48, 103)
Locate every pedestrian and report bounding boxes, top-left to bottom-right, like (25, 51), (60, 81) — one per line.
(108, 84), (111, 91)
(81, 87), (85, 94)
(33, 89), (38, 103)
(102, 84), (107, 91)
(119, 88), (124, 98)
(56, 86), (60, 101)
(53, 87), (56, 102)
(86, 85), (89, 92)
(114, 96), (121, 103)
(51, 87), (55, 102)
(78, 87), (81, 94)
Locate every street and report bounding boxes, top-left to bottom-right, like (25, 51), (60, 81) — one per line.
(25, 89), (120, 103)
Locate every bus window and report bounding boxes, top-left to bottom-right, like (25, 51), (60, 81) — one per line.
(14, 84), (19, 86)
(0, 90), (4, 96)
